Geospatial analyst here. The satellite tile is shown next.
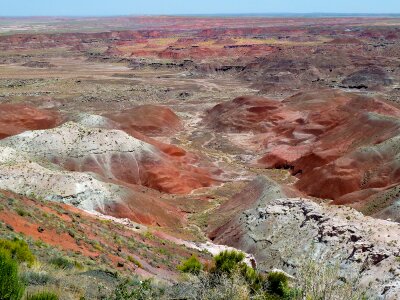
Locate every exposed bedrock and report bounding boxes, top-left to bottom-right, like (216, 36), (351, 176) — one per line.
(341, 67), (393, 90)
(209, 177), (400, 299)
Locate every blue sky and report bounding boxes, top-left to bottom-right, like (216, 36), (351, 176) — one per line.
(1, 0), (399, 16)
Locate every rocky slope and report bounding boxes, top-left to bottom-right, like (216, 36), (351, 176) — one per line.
(209, 177), (400, 299)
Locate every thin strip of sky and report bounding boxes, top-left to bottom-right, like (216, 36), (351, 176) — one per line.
(1, 0), (399, 17)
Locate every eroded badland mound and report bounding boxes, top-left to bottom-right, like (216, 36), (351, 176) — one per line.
(204, 90), (400, 217)
(1, 16), (400, 299)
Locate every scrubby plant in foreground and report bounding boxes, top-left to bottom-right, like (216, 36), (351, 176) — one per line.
(25, 291), (59, 300)
(178, 254), (203, 275)
(267, 271), (289, 296)
(106, 250), (368, 300)
(292, 258), (368, 300)
(0, 249), (25, 300)
(212, 250), (265, 293)
(107, 277), (165, 300)
(0, 238), (35, 266)
(49, 256), (75, 270)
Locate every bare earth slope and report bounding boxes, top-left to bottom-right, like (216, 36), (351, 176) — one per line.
(210, 177), (400, 299)
(0, 122), (216, 195)
(204, 90), (400, 216)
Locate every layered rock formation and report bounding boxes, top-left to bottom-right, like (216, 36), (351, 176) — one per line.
(204, 90), (400, 216)
(0, 146), (183, 227)
(0, 122), (215, 194)
(209, 177), (400, 299)
(341, 67), (393, 89)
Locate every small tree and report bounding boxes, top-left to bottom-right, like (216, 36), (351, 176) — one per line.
(0, 249), (25, 300)
(177, 255), (203, 275)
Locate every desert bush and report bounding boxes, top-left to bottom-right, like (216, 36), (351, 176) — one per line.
(127, 256), (142, 268)
(0, 249), (25, 300)
(107, 277), (165, 300)
(212, 250), (265, 293)
(0, 238), (35, 266)
(166, 271), (251, 300)
(21, 270), (52, 286)
(178, 255), (203, 275)
(213, 250), (245, 275)
(267, 272), (289, 296)
(25, 291), (59, 300)
(49, 256), (74, 270)
(293, 258), (367, 300)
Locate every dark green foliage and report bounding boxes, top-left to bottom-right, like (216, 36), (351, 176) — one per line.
(0, 249), (25, 300)
(239, 263), (265, 292)
(213, 250), (245, 275)
(212, 250), (265, 292)
(267, 271), (289, 296)
(25, 291), (59, 300)
(0, 238), (35, 266)
(177, 255), (203, 275)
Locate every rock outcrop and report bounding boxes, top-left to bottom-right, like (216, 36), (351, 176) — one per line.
(341, 67), (393, 89)
(210, 177), (400, 299)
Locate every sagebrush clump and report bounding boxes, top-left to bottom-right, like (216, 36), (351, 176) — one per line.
(25, 291), (59, 300)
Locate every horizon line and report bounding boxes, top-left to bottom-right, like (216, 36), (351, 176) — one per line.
(1, 12), (400, 18)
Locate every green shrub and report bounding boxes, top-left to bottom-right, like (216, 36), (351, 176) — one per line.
(239, 263), (265, 293)
(49, 256), (74, 270)
(177, 255), (203, 275)
(25, 291), (59, 300)
(212, 250), (265, 292)
(267, 271), (289, 296)
(0, 249), (25, 300)
(0, 238), (35, 266)
(213, 250), (245, 275)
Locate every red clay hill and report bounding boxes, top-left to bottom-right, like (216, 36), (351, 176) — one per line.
(0, 104), (61, 139)
(204, 90), (400, 214)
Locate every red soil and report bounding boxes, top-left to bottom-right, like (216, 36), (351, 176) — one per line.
(205, 90), (400, 204)
(0, 104), (61, 139)
(100, 105), (218, 194)
(94, 184), (185, 227)
(0, 210), (97, 257)
(105, 105), (182, 137)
